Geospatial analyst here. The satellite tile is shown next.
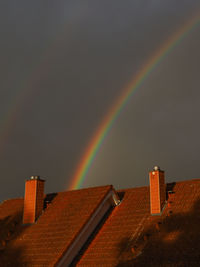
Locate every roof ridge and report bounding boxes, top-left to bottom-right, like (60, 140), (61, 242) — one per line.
(53, 185), (114, 266)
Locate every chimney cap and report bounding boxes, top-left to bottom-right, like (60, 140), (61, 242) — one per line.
(153, 166), (160, 171)
(27, 175), (45, 182)
(30, 175), (41, 180)
(26, 176), (45, 182)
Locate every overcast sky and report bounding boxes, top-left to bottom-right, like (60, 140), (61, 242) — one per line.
(1, 1), (200, 201)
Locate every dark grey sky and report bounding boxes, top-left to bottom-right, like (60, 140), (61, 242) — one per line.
(1, 1), (200, 201)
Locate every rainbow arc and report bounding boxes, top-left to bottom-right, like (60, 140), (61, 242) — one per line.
(68, 14), (200, 190)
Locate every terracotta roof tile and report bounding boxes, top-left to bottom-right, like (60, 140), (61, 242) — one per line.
(1, 180), (200, 266)
(0, 185), (112, 266)
(76, 180), (200, 266)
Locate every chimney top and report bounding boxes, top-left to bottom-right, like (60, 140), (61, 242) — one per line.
(153, 166), (160, 171)
(30, 176), (41, 180)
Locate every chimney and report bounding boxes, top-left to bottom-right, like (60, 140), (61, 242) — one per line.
(23, 176), (45, 224)
(149, 166), (166, 215)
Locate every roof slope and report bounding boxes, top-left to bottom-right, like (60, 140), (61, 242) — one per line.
(1, 180), (200, 267)
(76, 180), (200, 267)
(0, 185), (112, 267)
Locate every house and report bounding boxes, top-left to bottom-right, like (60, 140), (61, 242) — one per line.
(0, 166), (200, 266)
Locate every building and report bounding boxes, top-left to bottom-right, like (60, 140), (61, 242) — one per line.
(0, 167), (200, 266)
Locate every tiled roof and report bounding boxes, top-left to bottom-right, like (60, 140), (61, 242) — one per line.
(1, 180), (200, 266)
(0, 185), (112, 267)
(76, 180), (200, 266)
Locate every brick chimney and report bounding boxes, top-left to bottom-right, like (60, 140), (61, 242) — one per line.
(23, 176), (45, 224)
(149, 166), (166, 215)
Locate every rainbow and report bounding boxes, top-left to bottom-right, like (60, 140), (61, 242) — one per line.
(68, 14), (200, 190)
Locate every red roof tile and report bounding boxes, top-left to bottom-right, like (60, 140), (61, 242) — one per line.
(76, 180), (200, 266)
(0, 185), (113, 266)
(1, 180), (200, 266)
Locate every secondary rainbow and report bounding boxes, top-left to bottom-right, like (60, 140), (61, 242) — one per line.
(68, 14), (200, 190)
(0, 14), (86, 153)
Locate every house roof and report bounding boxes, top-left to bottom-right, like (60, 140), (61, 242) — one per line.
(76, 179), (200, 266)
(0, 185), (113, 266)
(0, 179), (200, 266)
